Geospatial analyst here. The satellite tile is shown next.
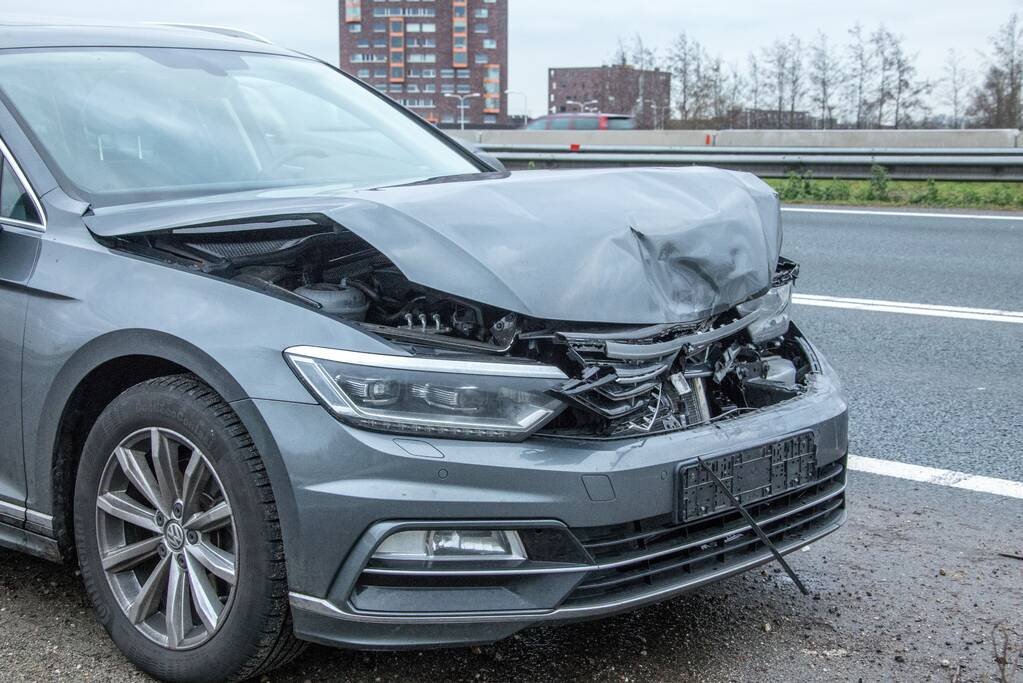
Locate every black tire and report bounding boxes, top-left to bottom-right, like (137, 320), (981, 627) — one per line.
(74, 375), (306, 683)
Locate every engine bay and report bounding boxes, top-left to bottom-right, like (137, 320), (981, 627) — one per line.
(110, 218), (814, 440)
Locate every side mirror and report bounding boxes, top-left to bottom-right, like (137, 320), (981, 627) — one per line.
(473, 148), (506, 172)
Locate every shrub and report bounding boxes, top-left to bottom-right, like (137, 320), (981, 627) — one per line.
(780, 171), (805, 200)
(866, 164), (891, 201)
(910, 178), (941, 205)
(959, 187), (982, 205)
(986, 184), (1015, 206)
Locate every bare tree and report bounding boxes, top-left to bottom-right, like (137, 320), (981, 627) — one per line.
(725, 62), (746, 128)
(670, 32), (705, 123)
(969, 13), (1023, 127)
(890, 41), (929, 127)
(845, 23), (874, 128)
(785, 35), (805, 127)
(747, 52), (762, 112)
(809, 31), (841, 128)
(764, 39), (790, 127)
(942, 49), (971, 127)
(629, 34), (661, 127)
(871, 26), (897, 127)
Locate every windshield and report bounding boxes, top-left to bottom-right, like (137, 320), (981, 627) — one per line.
(0, 48), (480, 207)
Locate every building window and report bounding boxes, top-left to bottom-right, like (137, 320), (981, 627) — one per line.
(356, 39), (370, 48)
(421, 23), (436, 32)
(475, 53), (488, 64)
(424, 84), (436, 92)
(401, 98), (435, 108)
(349, 23), (362, 32)
(483, 38), (497, 49)
(474, 8), (489, 17)
(484, 114), (497, 124)
(390, 67), (404, 80)
(344, 0), (362, 22)
(356, 68), (371, 79)
(373, 22), (385, 32)
(474, 23), (489, 33)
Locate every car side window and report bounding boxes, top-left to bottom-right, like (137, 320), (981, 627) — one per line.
(0, 159), (41, 225)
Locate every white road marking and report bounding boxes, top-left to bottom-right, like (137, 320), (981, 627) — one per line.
(848, 455), (1023, 500)
(793, 294), (1023, 324)
(782, 206), (1023, 222)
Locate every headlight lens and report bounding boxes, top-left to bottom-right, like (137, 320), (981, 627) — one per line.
(284, 346), (567, 441)
(737, 282), (793, 343)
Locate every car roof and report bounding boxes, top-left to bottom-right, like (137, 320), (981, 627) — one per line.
(0, 21), (302, 57)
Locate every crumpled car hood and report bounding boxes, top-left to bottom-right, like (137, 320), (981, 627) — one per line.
(86, 167), (781, 325)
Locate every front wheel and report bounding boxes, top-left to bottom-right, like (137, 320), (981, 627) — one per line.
(74, 375), (305, 682)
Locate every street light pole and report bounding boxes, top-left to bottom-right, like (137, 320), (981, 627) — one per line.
(444, 93), (481, 131)
(582, 99), (600, 113)
(565, 99), (585, 112)
(644, 99), (663, 130)
(504, 90), (528, 127)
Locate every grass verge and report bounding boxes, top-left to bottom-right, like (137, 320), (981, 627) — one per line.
(765, 166), (1023, 211)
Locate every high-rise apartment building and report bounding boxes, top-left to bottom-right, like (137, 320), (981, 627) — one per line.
(340, 0), (509, 127)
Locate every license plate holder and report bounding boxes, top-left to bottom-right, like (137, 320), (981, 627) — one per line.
(676, 433), (818, 523)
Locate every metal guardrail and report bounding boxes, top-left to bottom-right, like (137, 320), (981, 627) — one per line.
(484, 144), (1023, 181)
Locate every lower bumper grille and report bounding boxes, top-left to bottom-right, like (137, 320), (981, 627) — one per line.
(565, 460), (846, 606)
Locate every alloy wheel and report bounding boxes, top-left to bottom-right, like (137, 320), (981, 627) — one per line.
(95, 427), (237, 650)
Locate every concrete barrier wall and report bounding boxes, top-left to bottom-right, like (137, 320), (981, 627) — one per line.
(450, 129), (717, 147)
(450, 128), (1022, 149)
(716, 129), (1020, 148)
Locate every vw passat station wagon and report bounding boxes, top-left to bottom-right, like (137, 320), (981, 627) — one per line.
(0, 23), (847, 683)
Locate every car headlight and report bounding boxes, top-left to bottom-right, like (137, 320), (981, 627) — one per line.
(737, 282), (793, 343)
(284, 346), (568, 441)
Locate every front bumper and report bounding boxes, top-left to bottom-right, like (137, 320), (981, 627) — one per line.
(238, 344), (848, 650)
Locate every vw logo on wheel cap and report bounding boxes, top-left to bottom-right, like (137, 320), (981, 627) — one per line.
(165, 522), (185, 551)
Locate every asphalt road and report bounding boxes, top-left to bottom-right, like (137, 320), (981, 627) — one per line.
(1, 206), (1021, 682)
(783, 207), (1023, 480)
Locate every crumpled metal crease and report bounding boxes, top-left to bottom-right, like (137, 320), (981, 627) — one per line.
(330, 167), (782, 324)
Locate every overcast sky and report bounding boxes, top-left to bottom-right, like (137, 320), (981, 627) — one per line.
(4, 1), (1022, 117)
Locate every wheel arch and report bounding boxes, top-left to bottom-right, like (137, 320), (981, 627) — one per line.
(33, 329), (288, 561)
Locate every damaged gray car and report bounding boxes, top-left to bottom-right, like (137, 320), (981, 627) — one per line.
(0, 24), (848, 683)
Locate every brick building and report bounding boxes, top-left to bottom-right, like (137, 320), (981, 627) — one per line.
(549, 65), (672, 129)
(340, 0), (509, 127)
